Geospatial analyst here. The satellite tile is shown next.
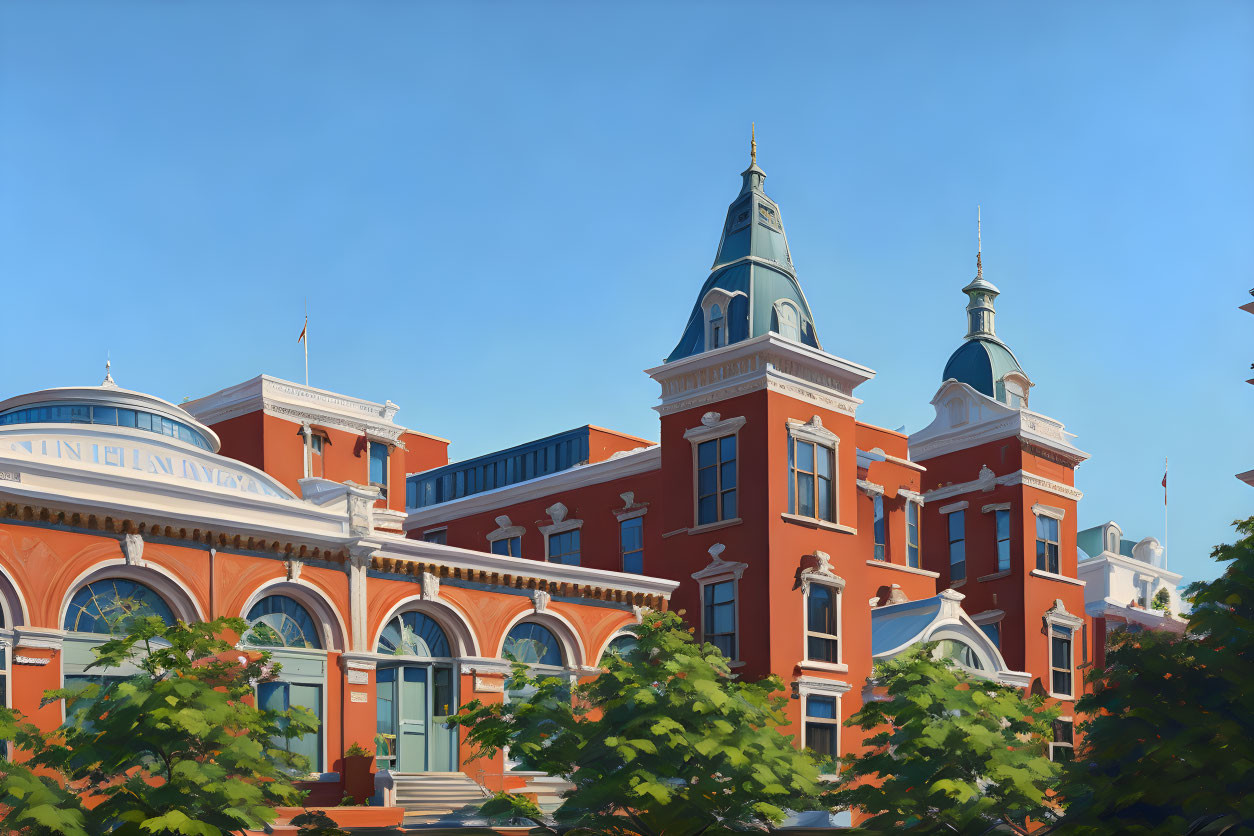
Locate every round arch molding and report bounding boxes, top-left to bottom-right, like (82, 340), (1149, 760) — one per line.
(58, 560), (205, 628)
(495, 608), (587, 669)
(371, 597), (481, 658)
(238, 579), (348, 652)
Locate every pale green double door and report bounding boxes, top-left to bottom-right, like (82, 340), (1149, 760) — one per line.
(376, 665), (456, 772)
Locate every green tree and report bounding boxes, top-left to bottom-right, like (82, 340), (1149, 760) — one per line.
(454, 610), (833, 835)
(1060, 517), (1254, 835)
(1150, 587), (1171, 613)
(832, 645), (1060, 835)
(0, 614), (318, 836)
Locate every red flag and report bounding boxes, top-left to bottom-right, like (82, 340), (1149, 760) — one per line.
(1162, 465), (1167, 505)
(297, 317), (307, 344)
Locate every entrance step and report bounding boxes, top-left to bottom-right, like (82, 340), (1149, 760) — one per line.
(389, 771), (489, 817)
(520, 774), (575, 814)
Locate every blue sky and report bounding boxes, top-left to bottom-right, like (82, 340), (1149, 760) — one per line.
(1, 1), (1250, 585)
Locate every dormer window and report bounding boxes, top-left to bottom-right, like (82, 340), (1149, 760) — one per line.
(709, 304), (725, 349)
(1003, 374), (1030, 408)
(1106, 527), (1120, 553)
(773, 300), (801, 342)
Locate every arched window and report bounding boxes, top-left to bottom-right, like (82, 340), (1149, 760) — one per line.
(245, 595), (321, 649)
(1004, 377), (1028, 409)
(774, 301), (800, 342)
(1106, 528), (1120, 553)
(936, 639), (986, 671)
(708, 304), (725, 350)
(503, 622), (563, 666)
(605, 633), (638, 660)
(63, 579), (176, 634)
(377, 612), (451, 658)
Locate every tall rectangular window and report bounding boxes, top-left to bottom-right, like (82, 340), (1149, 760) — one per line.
(620, 516), (644, 574)
(369, 441), (389, 498)
(258, 681), (322, 773)
(547, 530), (581, 565)
(1050, 625), (1073, 697)
(703, 580), (736, 659)
(872, 495), (886, 560)
(696, 436), (737, 526)
(948, 511), (966, 582)
(907, 502), (920, 568)
(1036, 515), (1060, 574)
(805, 584), (840, 663)
(491, 536), (521, 557)
(995, 509), (1011, 573)
(1050, 719), (1074, 762)
(804, 695), (839, 766)
(788, 438), (834, 522)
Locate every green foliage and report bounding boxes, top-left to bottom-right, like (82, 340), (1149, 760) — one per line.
(832, 644), (1060, 835)
(343, 741), (372, 758)
(1060, 517), (1254, 835)
(453, 610), (832, 836)
(1150, 587), (1171, 613)
(290, 808), (350, 836)
(0, 615), (317, 835)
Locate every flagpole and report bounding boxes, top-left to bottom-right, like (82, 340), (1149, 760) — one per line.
(1163, 456), (1169, 563)
(303, 299), (309, 387)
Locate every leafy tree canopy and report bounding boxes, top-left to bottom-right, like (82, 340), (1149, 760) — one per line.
(832, 644), (1060, 835)
(454, 610), (832, 836)
(0, 614), (317, 836)
(1060, 517), (1254, 835)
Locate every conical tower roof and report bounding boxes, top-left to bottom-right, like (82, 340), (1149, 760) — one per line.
(666, 130), (822, 362)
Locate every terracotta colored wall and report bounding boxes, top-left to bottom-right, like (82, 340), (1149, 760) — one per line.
(585, 426), (656, 464)
(401, 430), (450, 478)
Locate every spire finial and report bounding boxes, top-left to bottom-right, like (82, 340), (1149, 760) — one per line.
(102, 353), (116, 387)
(976, 205), (983, 277)
(750, 122), (757, 165)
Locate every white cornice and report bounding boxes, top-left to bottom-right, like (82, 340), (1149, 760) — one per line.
(403, 446), (661, 530)
(1077, 552), (1183, 584)
(923, 468), (1083, 504)
(909, 380), (1088, 465)
(645, 334), (872, 418)
(373, 535), (679, 599)
(184, 375), (443, 444)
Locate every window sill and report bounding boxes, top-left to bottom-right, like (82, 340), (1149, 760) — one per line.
(1048, 692), (1076, 702)
(864, 560), (940, 579)
(780, 513), (856, 535)
(688, 518), (743, 536)
(1030, 569), (1085, 587)
(799, 660), (849, 674)
(977, 569), (1012, 582)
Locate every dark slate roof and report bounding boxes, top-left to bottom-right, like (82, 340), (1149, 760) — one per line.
(942, 337), (1026, 402)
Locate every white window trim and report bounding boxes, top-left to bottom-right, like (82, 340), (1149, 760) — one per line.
(1033, 503), (1066, 521)
(701, 288), (745, 350)
(794, 676), (852, 775)
(938, 500), (969, 515)
(422, 526), (448, 542)
(981, 502), (1012, 513)
(902, 494), (923, 569)
(685, 413), (746, 529)
(1049, 715), (1074, 762)
(613, 491), (649, 523)
(692, 544), (747, 663)
(800, 551), (846, 670)
(539, 502), (583, 562)
(786, 415), (840, 524)
(486, 515), (526, 546)
(1043, 599), (1084, 700)
(772, 299), (802, 342)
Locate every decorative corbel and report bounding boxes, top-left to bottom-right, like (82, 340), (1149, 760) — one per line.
(121, 533), (145, 567)
(285, 557), (303, 582)
(531, 589), (551, 613)
(421, 571), (441, 601)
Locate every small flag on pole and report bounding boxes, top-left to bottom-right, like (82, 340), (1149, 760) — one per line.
(1162, 459), (1167, 505)
(297, 317), (307, 344)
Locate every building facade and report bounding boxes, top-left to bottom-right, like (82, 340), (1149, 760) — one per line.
(0, 140), (1160, 822)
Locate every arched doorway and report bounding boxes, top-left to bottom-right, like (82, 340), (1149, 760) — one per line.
(374, 610), (458, 773)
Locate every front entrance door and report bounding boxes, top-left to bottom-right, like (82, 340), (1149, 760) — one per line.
(376, 664), (457, 773)
(397, 667), (428, 772)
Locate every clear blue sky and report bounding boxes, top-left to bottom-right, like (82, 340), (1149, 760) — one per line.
(1, 1), (1250, 585)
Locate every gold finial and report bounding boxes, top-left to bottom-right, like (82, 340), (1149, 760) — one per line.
(751, 122), (757, 164)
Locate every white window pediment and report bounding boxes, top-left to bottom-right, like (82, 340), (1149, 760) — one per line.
(691, 543), (748, 583)
(684, 412), (746, 444)
(487, 514), (526, 543)
(538, 502), (582, 537)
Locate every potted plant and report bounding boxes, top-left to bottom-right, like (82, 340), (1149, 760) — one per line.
(341, 741), (375, 804)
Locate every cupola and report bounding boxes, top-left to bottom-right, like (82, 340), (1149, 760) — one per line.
(941, 212), (1033, 408)
(666, 129), (822, 362)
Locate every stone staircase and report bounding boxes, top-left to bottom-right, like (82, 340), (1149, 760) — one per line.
(389, 772), (488, 817)
(518, 774), (575, 814)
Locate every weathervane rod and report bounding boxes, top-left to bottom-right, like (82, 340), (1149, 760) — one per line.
(978, 205), (982, 255)
(751, 122), (756, 164)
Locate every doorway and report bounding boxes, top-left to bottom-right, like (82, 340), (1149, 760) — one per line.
(376, 664), (456, 773)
